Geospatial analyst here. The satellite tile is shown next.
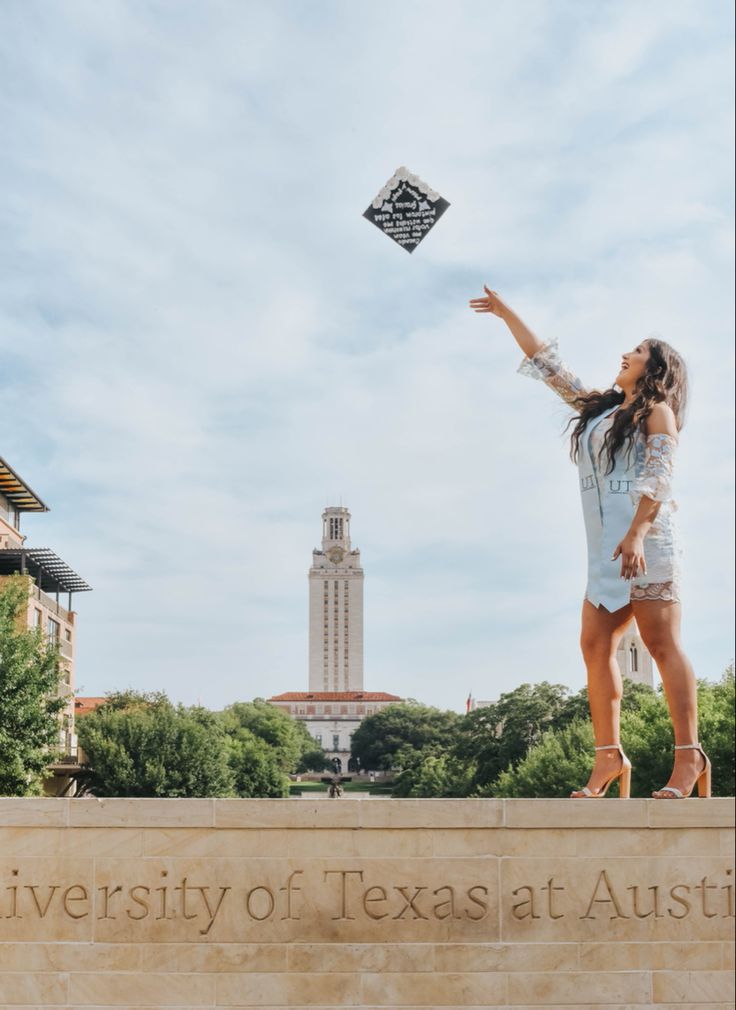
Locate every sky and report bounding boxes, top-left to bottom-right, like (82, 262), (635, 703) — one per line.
(1, 0), (733, 712)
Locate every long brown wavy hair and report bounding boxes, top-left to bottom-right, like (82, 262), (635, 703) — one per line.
(567, 338), (688, 474)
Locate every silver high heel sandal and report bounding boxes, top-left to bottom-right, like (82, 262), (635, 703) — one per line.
(571, 744), (632, 798)
(653, 743), (712, 798)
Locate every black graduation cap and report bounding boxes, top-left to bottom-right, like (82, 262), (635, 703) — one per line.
(363, 166), (450, 253)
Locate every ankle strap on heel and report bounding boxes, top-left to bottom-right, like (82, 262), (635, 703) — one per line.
(674, 743), (701, 750)
(595, 744), (622, 751)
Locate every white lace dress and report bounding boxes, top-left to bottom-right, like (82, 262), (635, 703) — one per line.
(519, 341), (681, 610)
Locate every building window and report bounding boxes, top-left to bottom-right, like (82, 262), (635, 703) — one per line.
(34, 608), (42, 627)
(47, 617), (60, 642)
(332, 734), (340, 751)
(315, 734), (322, 746)
(630, 644), (638, 673)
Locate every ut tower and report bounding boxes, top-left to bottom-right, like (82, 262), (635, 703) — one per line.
(308, 506), (364, 692)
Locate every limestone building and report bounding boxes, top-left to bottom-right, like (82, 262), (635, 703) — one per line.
(308, 506), (364, 692)
(269, 506), (401, 772)
(615, 625), (654, 688)
(0, 456), (91, 791)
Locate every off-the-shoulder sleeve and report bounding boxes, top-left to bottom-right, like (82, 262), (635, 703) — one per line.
(633, 433), (677, 503)
(517, 339), (589, 407)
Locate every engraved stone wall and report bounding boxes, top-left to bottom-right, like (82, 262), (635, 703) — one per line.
(0, 797), (733, 1008)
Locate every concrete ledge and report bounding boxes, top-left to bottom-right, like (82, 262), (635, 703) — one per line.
(0, 797), (733, 1009)
(1, 796), (732, 828)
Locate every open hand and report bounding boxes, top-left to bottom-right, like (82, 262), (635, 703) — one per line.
(613, 533), (647, 581)
(468, 285), (510, 318)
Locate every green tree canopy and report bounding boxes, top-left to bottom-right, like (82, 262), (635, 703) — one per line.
(350, 702), (461, 771)
(491, 669), (735, 798)
(453, 681), (577, 793)
(220, 699), (323, 773)
(77, 693), (327, 798)
(0, 575), (67, 796)
(226, 728), (290, 798)
(77, 691), (235, 797)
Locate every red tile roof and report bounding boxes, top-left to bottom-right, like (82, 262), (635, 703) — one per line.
(74, 696), (106, 717)
(268, 691), (402, 702)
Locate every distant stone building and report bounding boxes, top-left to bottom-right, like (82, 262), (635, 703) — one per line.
(269, 506), (402, 772)
(268, 690), (401, 772)
(0, 455), (91, 793)
(615, 626), (654, 688)
(308, 505), (364, 693)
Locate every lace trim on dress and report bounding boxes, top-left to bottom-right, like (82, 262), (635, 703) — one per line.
(630, 581), (680, 602)
(517, 339), (589, 408)
(632, 433), (677, 503)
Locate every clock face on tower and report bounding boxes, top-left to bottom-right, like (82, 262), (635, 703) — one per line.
(327, 547), (345, 565)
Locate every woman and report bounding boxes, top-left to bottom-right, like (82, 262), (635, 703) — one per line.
(469, 285), (710, 799)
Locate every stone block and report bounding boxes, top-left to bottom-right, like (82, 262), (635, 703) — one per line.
(507, 970), (651, 1004)
(139, 943), (287, 973)
(69, 798), (214, 828)
(0, 797), (68, 827)
(68, 971), (216, 1005)
(0, 827), (144, 858)
(500, 855), (735, 942)
(505, 799), (649, 829)
(216, 971), (361, 1005)
(431, 828), (577, 857)
(286, 942), (431, 973)
(0, 857), (94, 942)
(360, 970), (509, 1005)
(358, 799), (504, 829)
(0, 941), (140, 971)
(646, 797), (735, 829)
(645, 796), (735, 829)
(651, 970), (736, 1003)
(433, 941), (578, 972)
(214, 799), (361, 829)
(0, 972), (69, 1005)
(578, 939), (725, 971)
(142, 828), (290, 859)
(574, 827), (722, 858)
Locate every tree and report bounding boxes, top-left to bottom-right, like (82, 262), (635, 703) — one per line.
(227, 728), (290, 797)
(491, 720), (596, 798)
(350, 702), (461, 772)
(0, 575), (66, 796)
(220, 699), (322, 773)
(452, 681), (578, 793)
(392, 746), (472, 798)
(490, 669), (735, 798)
(77, 692), (235, 797)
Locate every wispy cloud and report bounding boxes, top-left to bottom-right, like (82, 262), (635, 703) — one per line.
(1, 0), (733, 709)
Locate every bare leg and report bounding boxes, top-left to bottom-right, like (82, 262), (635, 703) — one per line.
(632, 600), (703, 796)
(571, 599), (634, 796)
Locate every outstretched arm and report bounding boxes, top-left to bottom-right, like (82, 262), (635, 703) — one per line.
(469, 286), (545, 358)
(469, 284), (589, 406)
